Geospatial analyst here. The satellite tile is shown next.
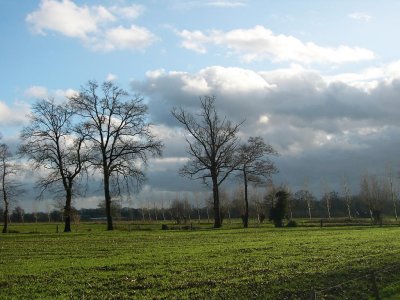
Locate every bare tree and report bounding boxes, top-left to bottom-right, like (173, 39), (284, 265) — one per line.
(236, 136), (278, 228)
(294, 189), (314, 219)
(172, 96), (241, 228)
(193, 191), (202, 223)
(20, 99), (86, 232)
(70, 81), (163, 230)
(386, 165), (398, 221)
(360, 173), (388, 224)
(321, 179), (332, 219)
(342, 175), (352, 219)
(0, 143), (21, 233)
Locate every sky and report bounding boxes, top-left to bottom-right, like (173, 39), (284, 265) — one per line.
(2, 0), (400, 211)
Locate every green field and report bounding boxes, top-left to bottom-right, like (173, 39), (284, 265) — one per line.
(1, 221), (400, 299)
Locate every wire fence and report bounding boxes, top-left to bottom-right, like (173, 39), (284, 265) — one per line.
(311, 264), (400, 299)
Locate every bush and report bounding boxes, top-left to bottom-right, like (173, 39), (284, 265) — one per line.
(286, 220), (297, 227)
(269, 190), (289, 227)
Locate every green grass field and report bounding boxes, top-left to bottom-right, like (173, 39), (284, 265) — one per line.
(1, 221), (400, 299)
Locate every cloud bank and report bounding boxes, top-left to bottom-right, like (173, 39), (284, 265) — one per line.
(132, 62), (400, 193)
(26, 0), (156, 52)
(177, 25), (375, 64)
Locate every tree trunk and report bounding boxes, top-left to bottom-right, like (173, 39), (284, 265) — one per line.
(2, 171), (8, 233)
(243, 168), (249, 228)
(346, 200), (352, 219)
(212, 174), (221, 228)
(2, 202), (8, 234)
(104, 170), (113, 231)
(326, 196), (331, 220)
(64, 187), (72, 232)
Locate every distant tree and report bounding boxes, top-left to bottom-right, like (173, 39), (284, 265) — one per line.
(269, 190), (289, 227)
(341, 175), (352, 219)
(11, 206), (25, 223)
(321, 180), (332, 219)
(20, 99), (87, 232)
(172, 96), (242, 228)
(294, 189), (315, 219)
(70, 81), (163, 230)
(170, 198), (185, 224)
(236, 136), (278, 228)
(285, 186), (294, 220)
(360, 174), (388, 224)
(97, 199), (122, 219)
(0, 143), (22, 233)
(386, 165), (398, 221)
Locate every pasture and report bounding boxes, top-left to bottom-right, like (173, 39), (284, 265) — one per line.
(1, 221), (400, 299)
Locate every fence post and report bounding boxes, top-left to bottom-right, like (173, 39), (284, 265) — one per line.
(370, 271), (381, 300)
(310, 289), (317, 300)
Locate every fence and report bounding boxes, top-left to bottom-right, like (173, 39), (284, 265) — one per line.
(311, 264), (400, 299)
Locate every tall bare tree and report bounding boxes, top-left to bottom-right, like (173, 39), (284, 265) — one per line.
(0, 143), (20, 233)
(341, 175), (352, 219)
(70, 81), (163, 230)
(236, 136), (278, 228)
(20, 99), (86, 232)
(172, 96), (241, 228)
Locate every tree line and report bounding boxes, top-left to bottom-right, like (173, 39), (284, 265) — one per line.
(1, 82), (399, 232)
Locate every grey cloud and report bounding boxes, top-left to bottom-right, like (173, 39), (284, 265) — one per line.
(131, 65), (400, 196)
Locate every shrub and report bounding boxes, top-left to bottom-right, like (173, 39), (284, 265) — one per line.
(269, 190), (289, 227)
(286, 220), (298, 227)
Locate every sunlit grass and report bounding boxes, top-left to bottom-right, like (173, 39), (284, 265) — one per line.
(1, 221), (400, 299)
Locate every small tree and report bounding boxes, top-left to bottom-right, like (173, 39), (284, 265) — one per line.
(294, 189), (314, 219)
(269, 190), (288, 227)
(12, 206), (25, 223)
(236, 136), (278, 228)
(342, 175), (352, 219)
(170, 198), (185, 224)
(172, 96), (241, 228)
(386, 166), (398, 221)
(71, 81), (163, 230)
(0, 143), (23, 233)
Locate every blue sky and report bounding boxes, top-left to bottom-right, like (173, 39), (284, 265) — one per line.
(2, 0), (400, 210)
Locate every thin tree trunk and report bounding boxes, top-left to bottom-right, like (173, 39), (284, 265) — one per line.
(243, 168), (249, 228)
(2, 198), (8, 233)
(2, 167), (8, 233)
(103, 169), (113, 231)
(212, 174), (221, 228)
(346, 201), (352, 219)
(307, 200), (312, 219)
(390, 179), (398, 221)
(289, 201), (293, 219)
(64, 187), (72, 232)
(326, 195), (331, 220)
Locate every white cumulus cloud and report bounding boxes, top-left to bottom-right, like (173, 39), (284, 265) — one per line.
(26, 0), (113, 38)
(26, 0), (156, 52)
(177, 25), (375, 64)
(0, 100), (30, 126)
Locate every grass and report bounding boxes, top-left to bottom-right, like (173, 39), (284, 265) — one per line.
(1, 220), (400, 299)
